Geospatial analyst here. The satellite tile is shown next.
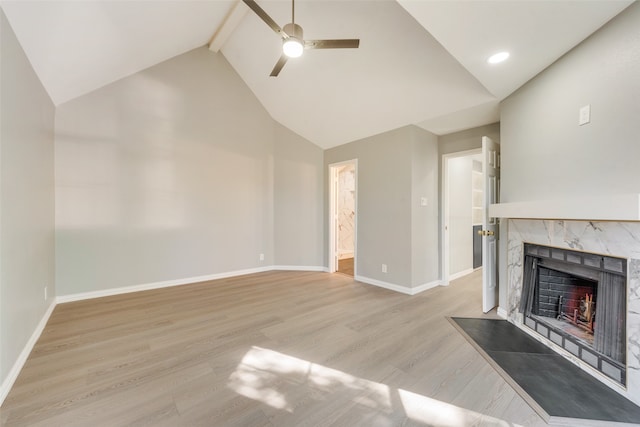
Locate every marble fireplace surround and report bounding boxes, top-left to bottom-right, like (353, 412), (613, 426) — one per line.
(504, 219), (640, 406)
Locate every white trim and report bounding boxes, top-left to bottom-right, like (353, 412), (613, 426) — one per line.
(272, 265), (328, 272)
(0, 300), (56, 406)
(497, 306), (508, 319)
(489, 193), (640, 222)
(56, 267), (272, 303)
(356, 275), (413, 295)
(448, 268), (475, 282)
(356, 275), (442, 296)
(411, 280), (443, 295)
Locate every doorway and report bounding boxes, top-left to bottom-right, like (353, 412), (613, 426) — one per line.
(329, 160), (357, 276)
(442, 149), (483, 284)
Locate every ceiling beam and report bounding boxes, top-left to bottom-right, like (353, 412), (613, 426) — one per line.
(209, 0), (249, 53)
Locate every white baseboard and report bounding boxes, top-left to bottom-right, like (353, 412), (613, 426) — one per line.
(355, 276), (441, 296)
(56, 267), (273, 304)
(356, 275), (413, 295)
(272, 265), (328, 272)
(497, 306), (508, 319)
(449, 268), (475, 281)
(0, 299), (56, 406)
(411, 280), (443, 295)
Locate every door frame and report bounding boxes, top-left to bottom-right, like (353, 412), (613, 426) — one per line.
(328, 159), (358, 275)
(441, 148), (481, 286)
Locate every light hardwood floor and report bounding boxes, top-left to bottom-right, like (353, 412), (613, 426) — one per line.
(337, 258), (354, 276)
(1, 270), (548, 426)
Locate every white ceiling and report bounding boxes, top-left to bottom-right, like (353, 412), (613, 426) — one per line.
(1, 0), (633, 149)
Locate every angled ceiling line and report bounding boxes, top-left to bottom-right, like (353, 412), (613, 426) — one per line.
(209, 0), (249, 53)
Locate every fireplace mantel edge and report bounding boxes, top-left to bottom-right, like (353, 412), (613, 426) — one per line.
(489, 193), (640, 221)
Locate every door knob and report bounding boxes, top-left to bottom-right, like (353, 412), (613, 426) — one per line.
(478, 229), (495, 236)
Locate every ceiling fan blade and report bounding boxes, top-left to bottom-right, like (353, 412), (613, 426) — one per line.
(242, 0), (284, 36)
(305, 39), (360, 49)
(270, 55), (289, 77)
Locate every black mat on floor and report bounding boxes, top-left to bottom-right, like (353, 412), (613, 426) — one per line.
(450, 317), (640, 425)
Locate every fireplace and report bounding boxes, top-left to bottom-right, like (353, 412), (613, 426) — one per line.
(519, 243), (627, 385)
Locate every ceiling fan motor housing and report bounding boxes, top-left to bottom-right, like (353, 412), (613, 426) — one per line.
(283, 23), (303, 41)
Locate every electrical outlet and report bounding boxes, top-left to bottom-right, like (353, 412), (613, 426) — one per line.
(382, 264), (387, 273)
(259, 253), (265, 261)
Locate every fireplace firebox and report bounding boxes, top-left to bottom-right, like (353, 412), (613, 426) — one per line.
(519, 243), (627, 385)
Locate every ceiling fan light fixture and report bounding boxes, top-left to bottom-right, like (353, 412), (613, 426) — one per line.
(283, 38), (304, 58)
(282, 23), (304, 58)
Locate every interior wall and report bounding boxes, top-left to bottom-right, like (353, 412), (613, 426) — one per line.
(273, 123), (324, 267)
(325, 126), (413, 287)
(439, 123), (500, 156)
(54, 47), (279, 296)
(411, 127), (439, 287)
(324, 125), (439, 290)
(501, 2), (640, 203)
(0, 9), (55, 390)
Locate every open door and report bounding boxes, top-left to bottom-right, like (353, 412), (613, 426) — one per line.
(329, 166), (339, 272)
(328, 160), (357, 275)
(481, 136), (500, 313)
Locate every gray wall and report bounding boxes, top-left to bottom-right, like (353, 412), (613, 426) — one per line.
(274, 123), (324, 267)
(439, 123), (500, 156)
(498, 2), (640, 311)
(0, 10), (55, 388)
(325, 125), (439, 289)
(411, 128), (440, 287)
(501, 2), (640, 203)
(55, 47), (321, 296)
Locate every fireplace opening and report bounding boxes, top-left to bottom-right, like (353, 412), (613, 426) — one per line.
(519, 244), (627, 385)
(532, 267), (598, 346)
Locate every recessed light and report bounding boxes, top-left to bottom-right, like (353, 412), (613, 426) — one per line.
(488, 51), (510, 64)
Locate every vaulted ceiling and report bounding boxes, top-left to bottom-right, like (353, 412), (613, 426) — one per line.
(1, 0), (633, 148)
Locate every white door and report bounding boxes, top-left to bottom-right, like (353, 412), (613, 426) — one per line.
(329, 161), (357, 274)
(330, 167), (339, 272)
(481, 136), (500, 313)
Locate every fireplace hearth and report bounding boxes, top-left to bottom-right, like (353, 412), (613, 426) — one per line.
(519, 243), (627, 385)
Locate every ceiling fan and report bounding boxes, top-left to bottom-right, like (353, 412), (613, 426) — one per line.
(242, 0), (360, 77)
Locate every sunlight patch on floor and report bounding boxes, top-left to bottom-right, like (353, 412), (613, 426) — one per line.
(398, 389), (516, 427)
(228, 346), (522, 426)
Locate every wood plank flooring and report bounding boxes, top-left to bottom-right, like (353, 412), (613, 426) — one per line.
(0, 270), (549, 426)
(337, 258), (354, 276)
